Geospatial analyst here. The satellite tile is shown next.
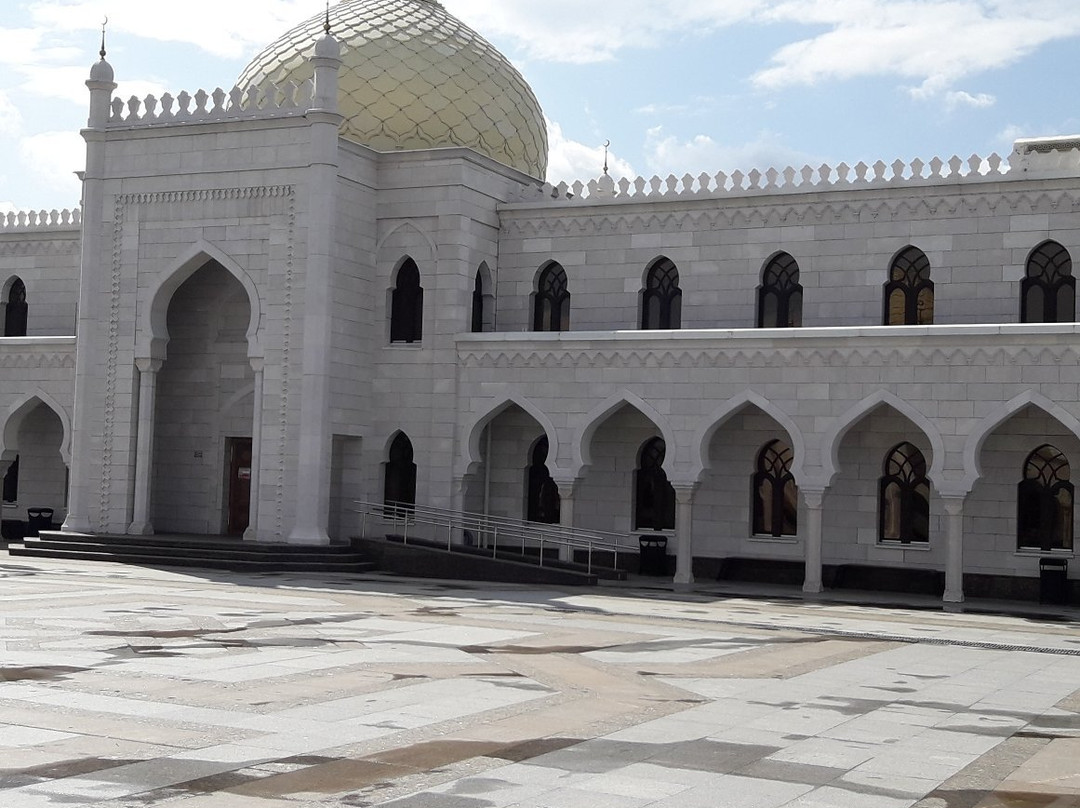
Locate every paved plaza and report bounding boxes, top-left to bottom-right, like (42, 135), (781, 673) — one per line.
(2, 558), (1080, 807)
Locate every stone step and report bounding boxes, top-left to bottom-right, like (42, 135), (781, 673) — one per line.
(8, 534), (376, 574)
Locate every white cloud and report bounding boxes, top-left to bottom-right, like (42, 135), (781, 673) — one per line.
(642, 126), (820, 178)
(545, 120), (636, 184)
(449, 0), (1080, 104)
(945, 90), (996, 110)
(26, 1), (327, 59)
(0, 91), (23, 136)
(19, 131), (85, 203)
(447, 1), (762, 64)
(0, 201), (16, 216)
(752, 0), (1080, 95)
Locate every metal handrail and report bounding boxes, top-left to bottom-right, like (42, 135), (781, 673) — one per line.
(354, 500), (635, 575)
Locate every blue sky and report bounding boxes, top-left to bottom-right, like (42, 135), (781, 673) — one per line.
(2, 0), (1080, 213)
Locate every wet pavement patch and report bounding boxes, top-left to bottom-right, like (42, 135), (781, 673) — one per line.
(1, 757), (145, 789)
(461, 644), (613, 655)
(0, 666), (87, 681)
(488, 737), (583, 763)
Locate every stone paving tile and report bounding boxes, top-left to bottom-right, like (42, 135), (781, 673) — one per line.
(2, 557), (1080, 807)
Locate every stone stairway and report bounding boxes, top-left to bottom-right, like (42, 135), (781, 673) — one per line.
(7, 532), (376, 574)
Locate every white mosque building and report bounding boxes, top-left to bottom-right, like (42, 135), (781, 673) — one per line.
(2, 0), (1079, 604)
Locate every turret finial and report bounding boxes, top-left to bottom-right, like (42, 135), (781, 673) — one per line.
(100, 16), (108, 60)
(603, 140), (610, 176)
(325, 1), (331, 35)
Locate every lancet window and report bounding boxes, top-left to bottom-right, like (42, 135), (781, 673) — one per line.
(1022, 241), (1075, 323)
(879, 442), (930, 543)
(641, 258), (681, 330)
(533, 263), (570, 332)
(757, 253), (802, 328)
(884, 247), (934, 325)
(752, 440), (798, 537)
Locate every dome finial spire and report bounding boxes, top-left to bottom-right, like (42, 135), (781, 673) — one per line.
(325, 1), (331, 35)
(100, 16), (108, 60)
(603, 140), (610, 176)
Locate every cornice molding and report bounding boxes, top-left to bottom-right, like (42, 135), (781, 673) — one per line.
(501, 188), (1080, 239)
(459, 344), (1079, 370)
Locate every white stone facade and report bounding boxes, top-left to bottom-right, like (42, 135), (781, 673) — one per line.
(1, 0), (1079, 605)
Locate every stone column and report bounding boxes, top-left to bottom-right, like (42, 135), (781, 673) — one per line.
(673, 483), (698, 590)
(801, 487), (826, 595)
(127, 358), (162, 536)
(243, 358), (264, 542)
(942, 494), (967, 605)
(554, 475), (578, 563)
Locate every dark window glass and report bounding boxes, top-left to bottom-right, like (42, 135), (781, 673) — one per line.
(1017, 444), (1074, 551)
(533, 263), (570, 332)
(526, 436), (560, 524)
(390, 259), (424, 343)
(2, 455), (18, 503)
(758, 254), (803, 328)
(884, 247), (934, 325)
(641, 259), (681, 330)
(471, 270), (486, 333)
(384, 433), (417, 513)
(4, 278), (27, 337)
(635, 437), (675, 530)
(1022, 241), (1074, 323)
(879, 442), (930, 543)
(752, 440), (798, 537)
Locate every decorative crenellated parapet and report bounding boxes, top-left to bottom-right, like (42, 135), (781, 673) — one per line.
(510, 142), (1080, 206)
(0, 209), (82, 232)
(106, 81), (315, 127)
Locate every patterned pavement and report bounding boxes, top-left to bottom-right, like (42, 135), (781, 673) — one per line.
(2, 557), (1079, 807)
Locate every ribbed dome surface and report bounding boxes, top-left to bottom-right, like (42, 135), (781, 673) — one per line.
(237, 0), (548, 178)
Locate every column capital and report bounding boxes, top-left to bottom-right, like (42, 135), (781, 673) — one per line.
(800, 486), (827, 509)
(941, 495), (967, 517)
(249, 356), (265, 373)
(551, 473), (580, 494)
(671, 482), (699, 504)
(135, 357), (163, 374)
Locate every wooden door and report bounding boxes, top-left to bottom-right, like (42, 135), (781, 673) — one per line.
(226, 438), (252, 536)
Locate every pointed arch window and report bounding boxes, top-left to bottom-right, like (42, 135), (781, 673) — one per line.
(1022, 241), (1075, 323)
(884, 247), (934, 325)
(471, 266), (494, 333)
(641, 258), (681, 330)
(1018, 444), (1073, 551)
(757, 254), (802, 328)
(533, 263), (570, 332)
(752, 440), (798, 537)
(634, 437), (675, 530)
(384, 433), (417, 514)
(4, 278), (27, 337)
(390, 259), (424, 343)
(2, 455), (18, 503)
(526, 435), (560, 524)
(879, 442), (930, 543)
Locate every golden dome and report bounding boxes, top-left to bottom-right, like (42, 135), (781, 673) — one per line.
(237, 0), (548, 178)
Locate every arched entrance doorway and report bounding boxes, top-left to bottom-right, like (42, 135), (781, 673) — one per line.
(1, 399), (68, 537)
(151, 260), (254, 535)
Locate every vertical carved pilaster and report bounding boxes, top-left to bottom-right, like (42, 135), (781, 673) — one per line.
(128, 358), (162, 535)
(244, 358), (265, 541)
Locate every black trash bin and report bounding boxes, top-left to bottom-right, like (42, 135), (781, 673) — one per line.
(1039, 557), (1069, 605)
(26, 507), (54, 537)
(638, 535), (668, 576)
